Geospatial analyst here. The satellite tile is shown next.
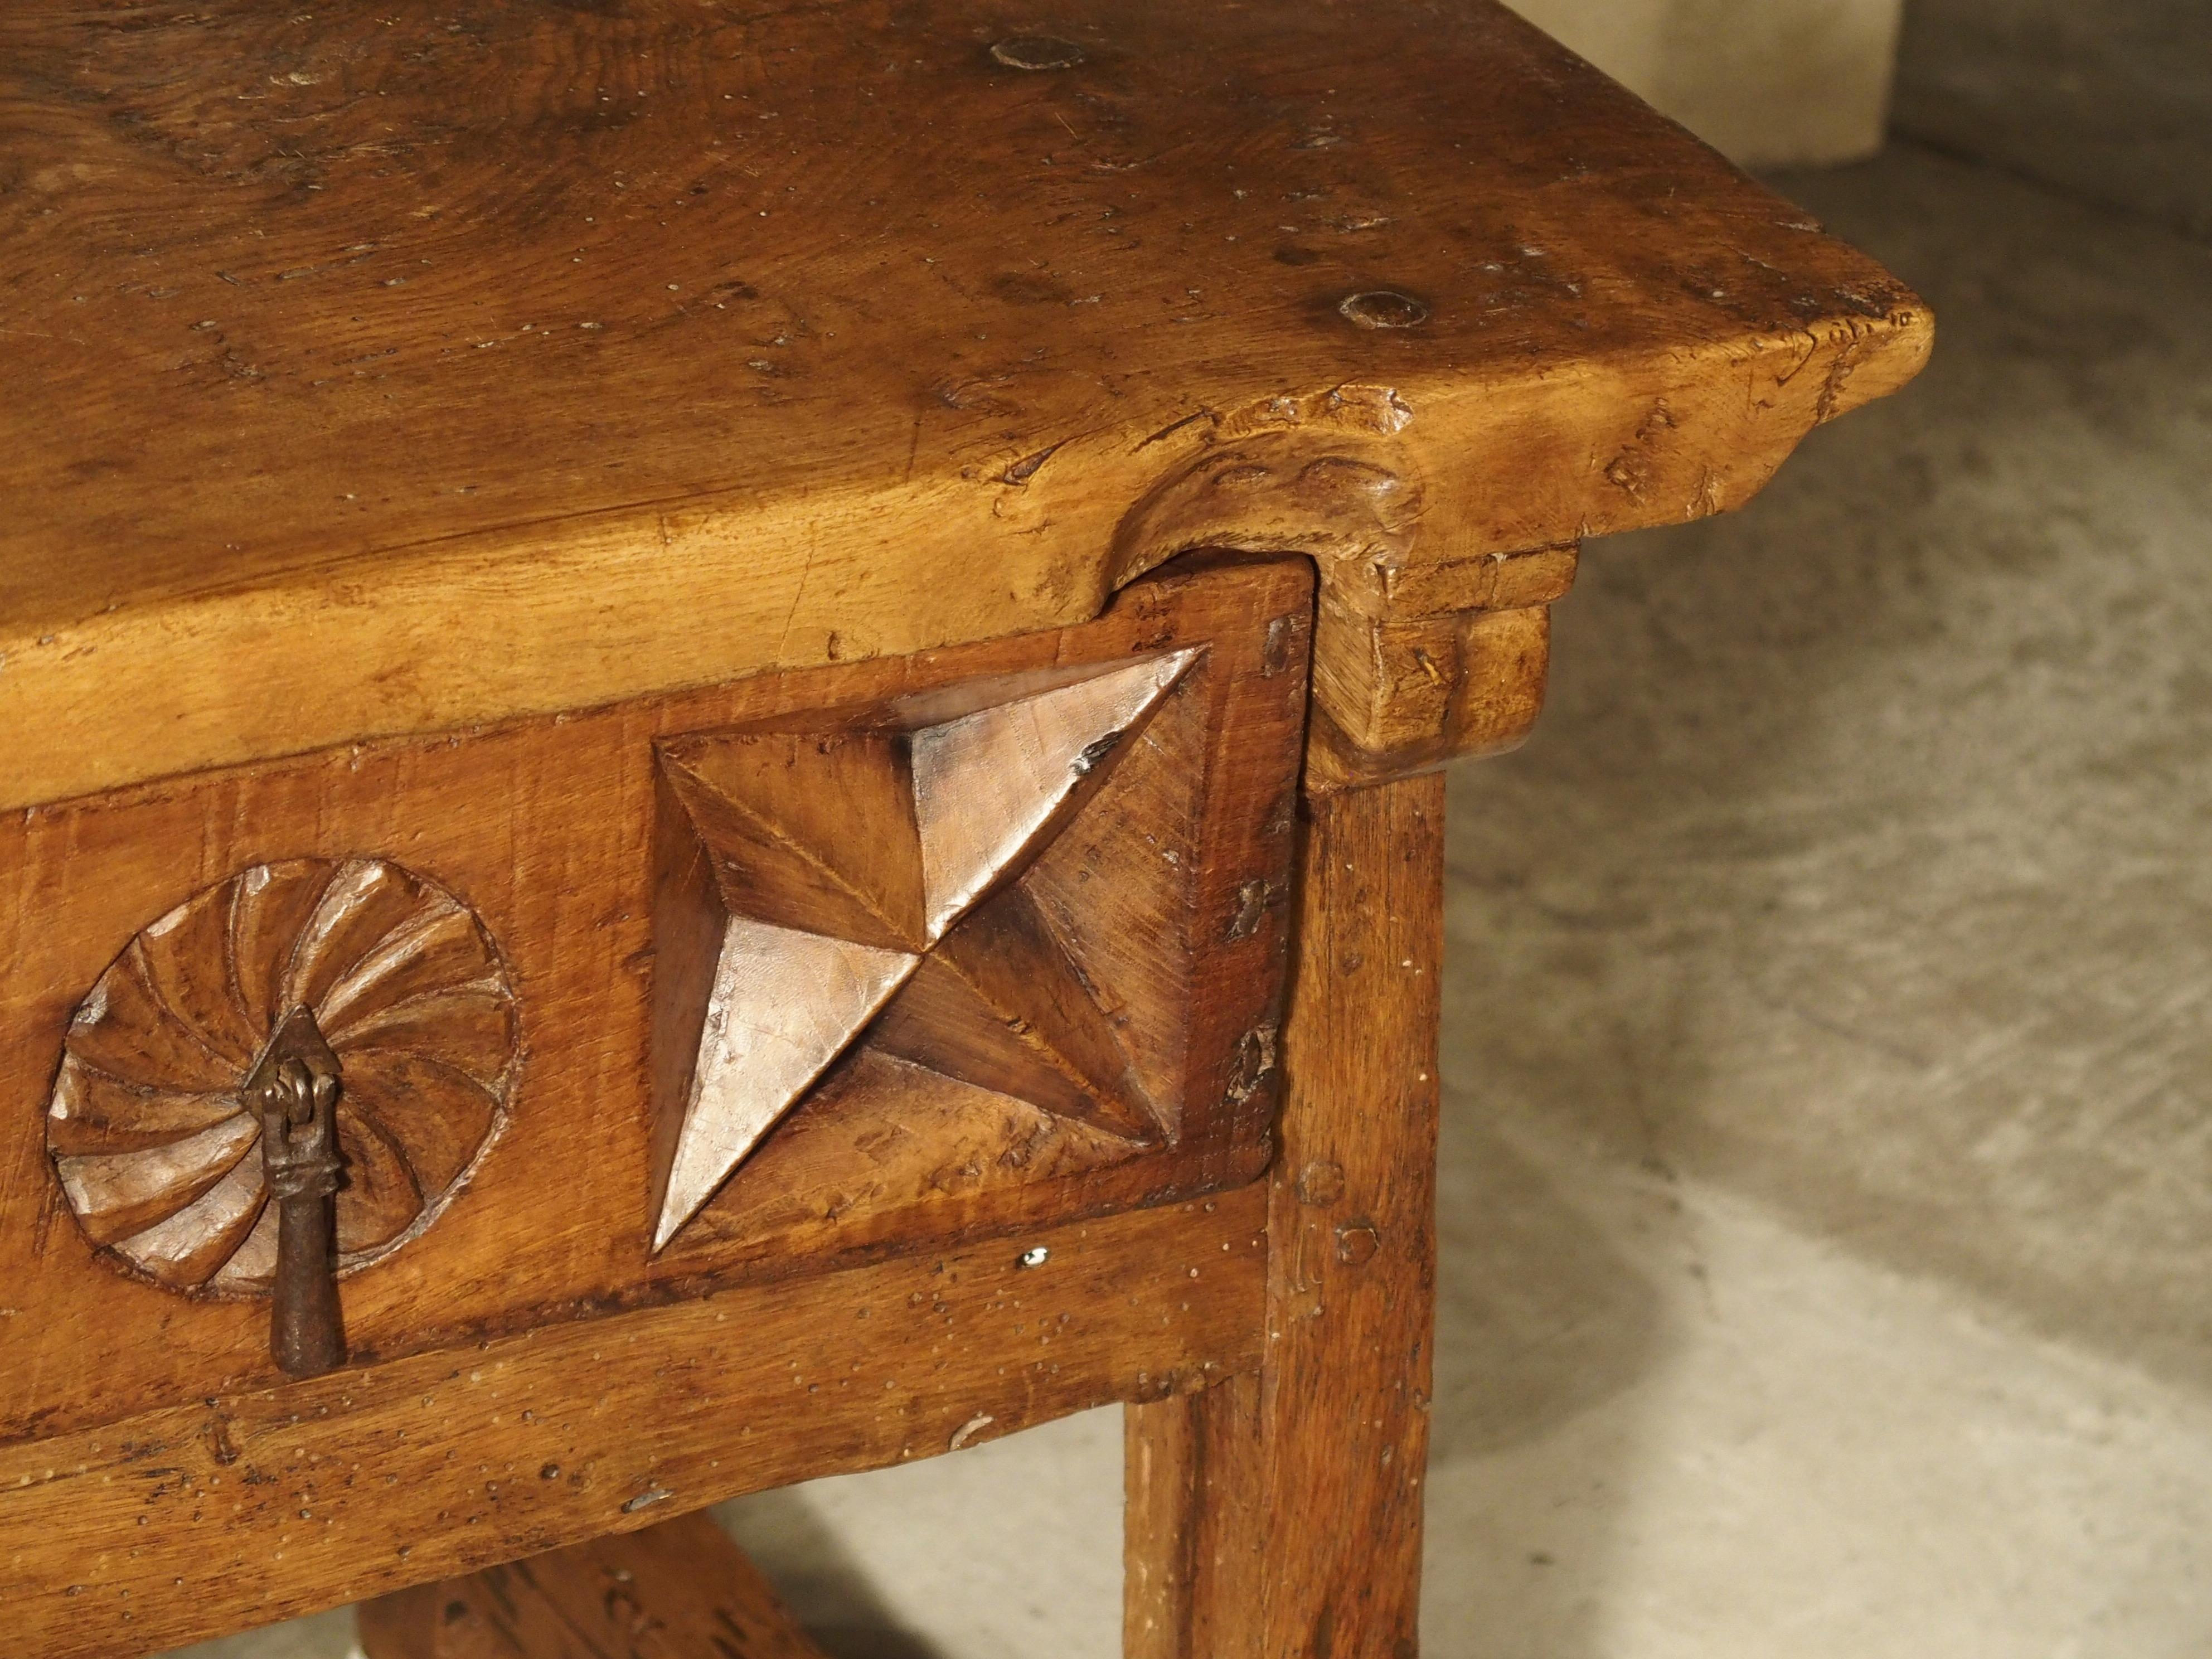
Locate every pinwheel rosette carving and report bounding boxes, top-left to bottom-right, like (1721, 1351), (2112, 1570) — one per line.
(46, 857), (516, 1297)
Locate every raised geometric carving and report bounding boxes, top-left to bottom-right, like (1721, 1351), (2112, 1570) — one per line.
(652, 921), (918, 1253)
(46, 857), (516, 1297)
(660, 734), (928, 953)
(866, 882), (1156, 1143)
(649, 650), (1197, 1251)
(909, 654), (1204, 938)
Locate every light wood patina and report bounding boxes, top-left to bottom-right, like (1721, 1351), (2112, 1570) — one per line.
(1, 0), (1924, 812)
(0, 1), (1928, 1654)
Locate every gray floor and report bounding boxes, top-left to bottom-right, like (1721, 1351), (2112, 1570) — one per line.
(169, 141), (2212, 1659)
(1895, 0), (2212, 244)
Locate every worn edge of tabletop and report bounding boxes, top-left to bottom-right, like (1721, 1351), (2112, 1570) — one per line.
(0, 317), (1925, 814)
(0, 0), (1932, 812)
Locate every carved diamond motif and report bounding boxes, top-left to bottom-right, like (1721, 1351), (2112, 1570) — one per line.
(648, 650), (1199, 1251)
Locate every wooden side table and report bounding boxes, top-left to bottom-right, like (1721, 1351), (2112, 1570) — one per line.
(0, 2), (1928, 1654)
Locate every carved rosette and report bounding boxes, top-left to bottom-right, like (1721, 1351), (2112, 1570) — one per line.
(46, 857), (516, 1297)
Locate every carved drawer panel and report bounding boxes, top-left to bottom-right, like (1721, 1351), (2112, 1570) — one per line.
(0, 557), (1311, 1440)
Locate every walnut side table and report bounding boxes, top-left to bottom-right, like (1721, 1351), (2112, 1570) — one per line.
(0, 3), (1928, 1655)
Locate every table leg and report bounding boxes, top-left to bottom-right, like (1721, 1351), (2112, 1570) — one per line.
(1127, 774), (1444, 1657)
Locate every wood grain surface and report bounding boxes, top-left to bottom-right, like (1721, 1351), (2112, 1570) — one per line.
(0, 560), (1304, 1449)
(1, 0), (1928, 808)
(1308, 600), (1556, 790)
(355, 1510), (828, 1659)
(1127, 774), (1444, 1657)
(0, 1187), (1266, 1659)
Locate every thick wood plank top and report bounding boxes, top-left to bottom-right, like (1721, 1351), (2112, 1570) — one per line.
(1, 0), (1928, 805)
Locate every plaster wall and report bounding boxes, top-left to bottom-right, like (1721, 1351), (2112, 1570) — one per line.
(1505, 0), (1905, 166)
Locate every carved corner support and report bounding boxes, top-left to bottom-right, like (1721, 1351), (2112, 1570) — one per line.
(1102, 410), (1579, 795)
(1305, 541), (1575, 793)
(1307, 599), (1551, 791)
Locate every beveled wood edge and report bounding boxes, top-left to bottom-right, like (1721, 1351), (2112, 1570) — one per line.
(0, 309), (1927, 813)
(0, 1187), (1267, 1659)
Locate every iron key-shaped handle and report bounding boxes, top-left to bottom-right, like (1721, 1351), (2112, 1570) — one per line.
(247, 1006), (347, 1377)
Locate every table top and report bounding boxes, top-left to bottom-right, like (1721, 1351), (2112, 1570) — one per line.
(1, 0), (1928, 807)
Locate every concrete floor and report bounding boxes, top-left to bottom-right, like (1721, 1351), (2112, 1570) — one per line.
(167, 142), (2212, 1659)
(1895, 0), (2212, 244)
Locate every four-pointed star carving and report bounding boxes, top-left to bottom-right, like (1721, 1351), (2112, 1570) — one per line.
(648, 650), (1199, 1251)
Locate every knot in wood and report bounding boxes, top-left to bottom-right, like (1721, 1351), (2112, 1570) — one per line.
(1296, 1160), (1347, 1207)
(1337, 290), (1431, 330)
(991, 35), (1084, 71)
(1333, 1220), (1381, 1266)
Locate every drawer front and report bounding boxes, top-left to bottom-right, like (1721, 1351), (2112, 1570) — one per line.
(0, 557), (1310, 1442)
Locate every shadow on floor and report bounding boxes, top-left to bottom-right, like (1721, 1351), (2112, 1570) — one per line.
(1429, 1112), (1669, 1466)
(1423, 1103), (1677, 1657)
(715, 1486), (946, 1659)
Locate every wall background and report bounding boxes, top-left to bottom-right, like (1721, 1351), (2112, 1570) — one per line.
(1503, 0), (1906, 167)
(1891, 0), (2212, 244)
(1516, 0), (2212, 236)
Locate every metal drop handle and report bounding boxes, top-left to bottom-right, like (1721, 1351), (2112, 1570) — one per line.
(248, 1006), (347, 1378)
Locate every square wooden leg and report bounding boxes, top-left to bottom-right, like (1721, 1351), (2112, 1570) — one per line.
(1127, 775), (1444, 1658)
